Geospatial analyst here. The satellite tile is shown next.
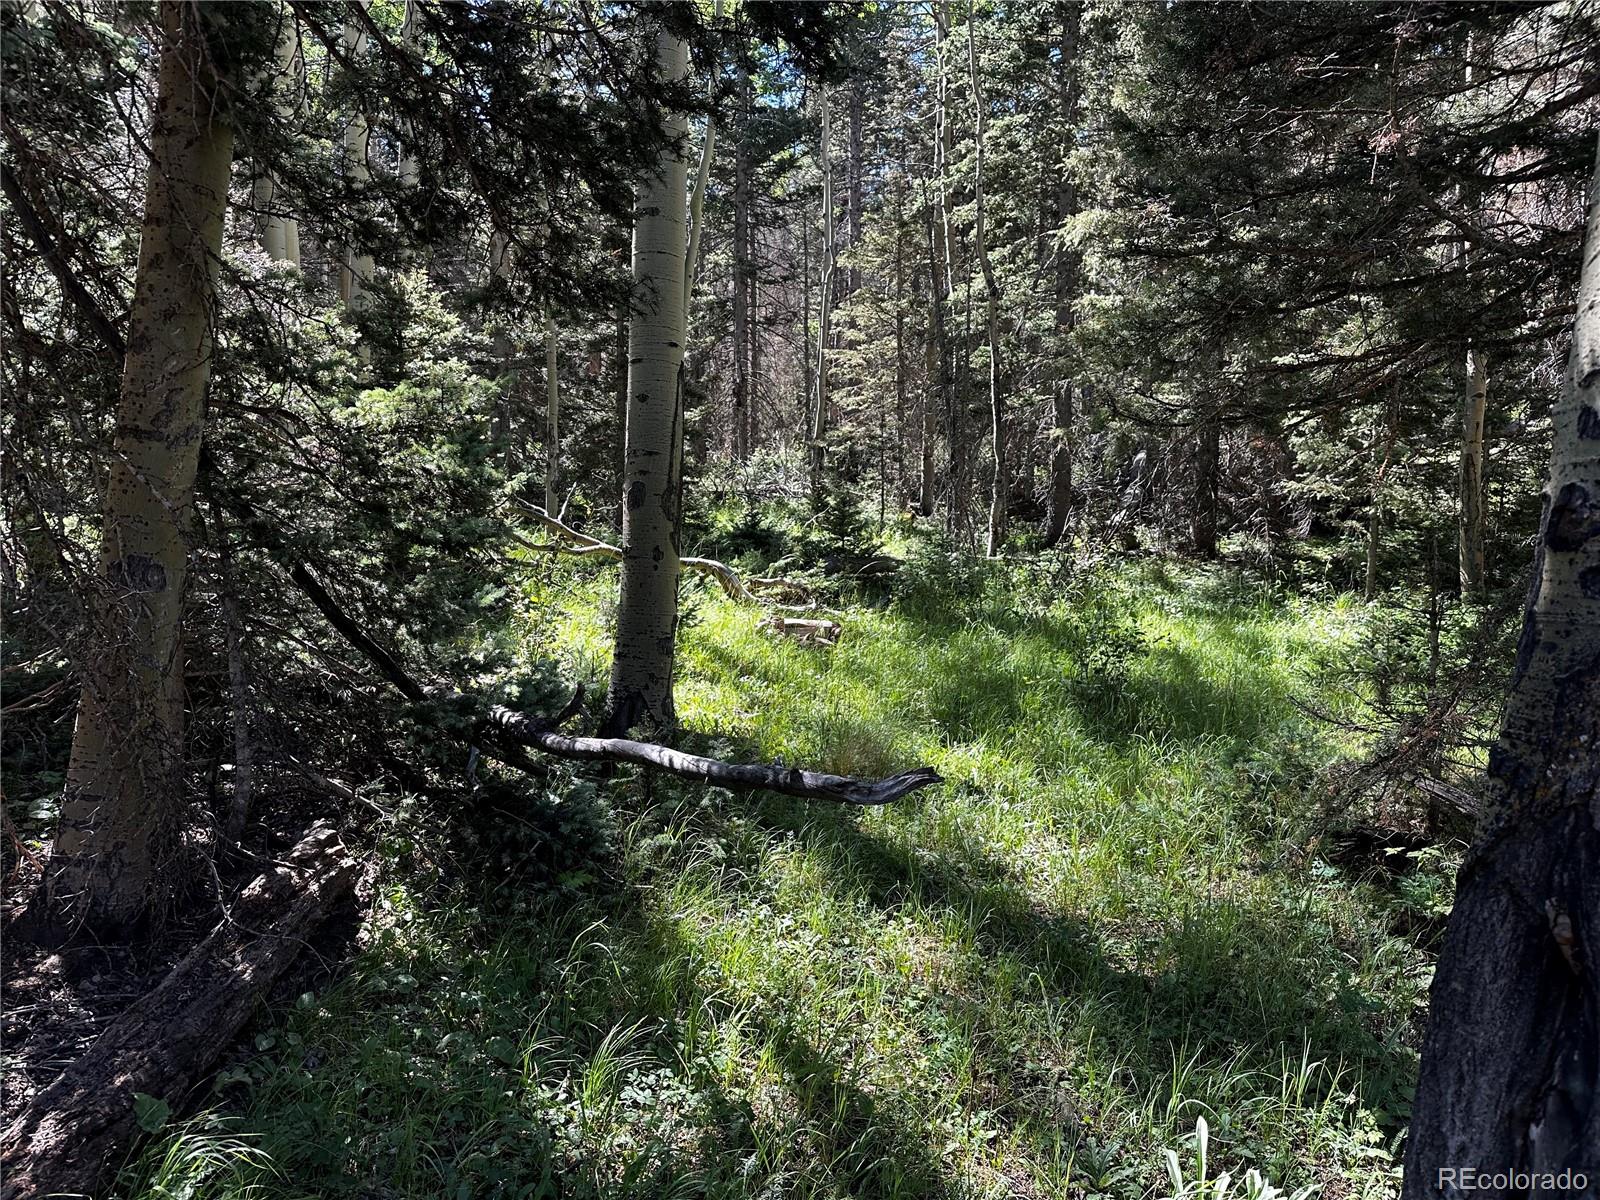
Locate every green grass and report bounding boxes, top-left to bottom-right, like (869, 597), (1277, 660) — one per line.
(123, 557), (1432, 1199)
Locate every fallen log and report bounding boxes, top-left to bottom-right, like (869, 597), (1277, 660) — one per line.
(512, 502), (818, 612)
(254, 536), (941, 809)
(486, 701), (938, 806)
(0, 825), (359, 1200)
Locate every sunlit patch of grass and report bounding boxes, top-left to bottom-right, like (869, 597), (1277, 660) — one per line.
(127, 557), (1427, 1199)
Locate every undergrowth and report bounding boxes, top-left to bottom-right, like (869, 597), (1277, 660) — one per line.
(121, 544), (1448, 1200)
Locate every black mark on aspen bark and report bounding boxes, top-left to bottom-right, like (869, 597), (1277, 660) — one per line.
(1579, 565), (1600, 600)
(1546, 482), (1599, 552)
(1577, 402), (1600, 441)
(626, 481), (645, 511)
(107, 554), (167, 593)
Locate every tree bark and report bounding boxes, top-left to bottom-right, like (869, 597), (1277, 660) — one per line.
(1191, 414), (1220, 559)
(544, 315), (560, 512)
(1403, 140), (1600, 1197)
(967, 0), (1005, 557)
(253, 2), (302, 265)
(338, 2), (374, 313)
(44, 0), (238, 935)
(732, 62), (752, 462)
(810, 87), (836, 503)
(219, 556), (254, 844)
(1042, 1), (1082, 549)
(1460, 345), (1490, 595)
(395, 0), (420, 191)
(603, 24), (690, 737)
(2, 826), (358, 1200)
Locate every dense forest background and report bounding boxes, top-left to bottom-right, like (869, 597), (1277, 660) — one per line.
(2, 1), (1598, 1197)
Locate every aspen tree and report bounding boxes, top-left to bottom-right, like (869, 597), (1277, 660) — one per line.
(46, 0), (241, 932)
(253, 3), (302, 265)
(339, 2), (374, 313)
(809, 86), (835, 502)
(603, 24), (692, 736)
(967, 0), (1005, 557)
(1404, 137), (1600, 1196)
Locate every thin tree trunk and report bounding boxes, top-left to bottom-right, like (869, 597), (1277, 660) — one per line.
(1460, 345), (1490, 594)
(747, 213), (761, 455)
(1042, 0), (1081, 549)
(848, 83), (864, 297)
(218, 550), (253, 844)
(894, 197), (908, 508)
(802, 219), (814, 442)
(544, 315), (560, 512)
(1403, 139), (1600, 1198)
(1191, 414), (1220, 558)
(613, 304), (628, 524)
(395, 0), (420, 190)
(254, 2), (301, 264)
(43, 0), (237, 935)
(489, 229), (516, 464)
(810, 87), (835, 502)
(967, 0), (1005, 557)
(603, 25), (690, 737)
(732, 62), (751, 462)
(1365, 502), (1381, 600)
(339, 3), (373, 313)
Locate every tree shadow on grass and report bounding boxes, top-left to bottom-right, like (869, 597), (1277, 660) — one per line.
(736, 798), (1413, 1168)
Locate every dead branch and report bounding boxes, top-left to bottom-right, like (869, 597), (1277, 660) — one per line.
(486, 696), (938, 805)
(513, 501), (818, 612)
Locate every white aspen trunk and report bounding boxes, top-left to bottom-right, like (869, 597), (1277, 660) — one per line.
(544, 315), (560, 512)
(46, 0), (237, 933)
(681, 0), (722, 310)
(487, 229), (516, 460)
(253, 3), (301, 264)
(809, 88), (835, 501)
(339, 3), (374, 312)
(1460, 345), (1490, 593)
(967, 0), (1005, 557)
(396, 0), (420, 190)
(603, 25), (690, 737)
(684, 121), (715, 309)
(1403, 137), (1600, 1196)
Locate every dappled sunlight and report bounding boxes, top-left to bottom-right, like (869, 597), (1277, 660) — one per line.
(121, 564), (1423, 1197)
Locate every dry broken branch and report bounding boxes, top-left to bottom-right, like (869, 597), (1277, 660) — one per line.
(512, 501), (819, 613)
(487, 696), (938, 805)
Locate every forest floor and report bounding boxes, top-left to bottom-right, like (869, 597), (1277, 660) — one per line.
(118, 545), (1454, 1200)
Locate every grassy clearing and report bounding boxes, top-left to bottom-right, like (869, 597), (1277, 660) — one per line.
(123, 553), (1441, 1199)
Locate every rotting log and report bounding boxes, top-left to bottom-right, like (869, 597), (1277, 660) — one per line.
(1, 825), (358, 1200)
(513, 501), (818, 612)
